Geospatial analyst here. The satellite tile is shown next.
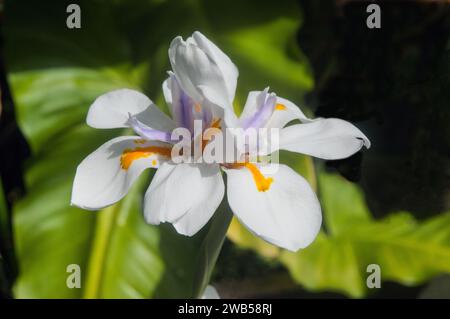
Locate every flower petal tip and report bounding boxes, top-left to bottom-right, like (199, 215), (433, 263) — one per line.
(356, 131), (371, 150)
(173, 223), (198, 237)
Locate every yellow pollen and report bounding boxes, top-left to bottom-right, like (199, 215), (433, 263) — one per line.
(120, 146), (171, 170)
(228, 162), (273, 192)
(194, 103), (202, 113)
(152, 160), (157, 166)
(275, 103), (286, 111)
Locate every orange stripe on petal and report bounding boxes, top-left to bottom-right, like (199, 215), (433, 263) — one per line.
(120, 146), (171, 170)
(202, 118), (222, 152)
(227, 162), (273, 192)
(275, 103), (286, 111)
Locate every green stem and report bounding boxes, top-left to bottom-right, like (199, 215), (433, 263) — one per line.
(83, 205), (118, 298)
(191, 199), (233, 298)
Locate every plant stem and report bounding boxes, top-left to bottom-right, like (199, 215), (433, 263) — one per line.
(83, 205), (118, 298)
(191, 199), (233, 298)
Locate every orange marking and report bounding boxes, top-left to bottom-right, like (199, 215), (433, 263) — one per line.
(275, 103), (286, 111)
(210, 118), (221, 129)
(194, 103), (202, 113)
(120, 146), (171, 170)
(202, 118), (222, 152)
(227, 162), (273, 192)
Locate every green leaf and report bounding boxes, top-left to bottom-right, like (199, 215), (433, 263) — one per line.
(5, 0), (310, 298)
(318, 170), (371, 235)
(281, 173), (450, 298)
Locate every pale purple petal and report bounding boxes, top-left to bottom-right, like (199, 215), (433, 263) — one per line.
(241, 89), (276, 129)
(128, 114), (173, 143)
(166, 73), (195, 133)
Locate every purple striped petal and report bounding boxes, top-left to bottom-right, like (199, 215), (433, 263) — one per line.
(166, 73), (195, 133)
(127, 114), (173, 143)
(179, 90), (194, 132)
(242, 89), (276, 129)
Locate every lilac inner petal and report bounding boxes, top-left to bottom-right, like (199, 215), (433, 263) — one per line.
(242, 92), (276, 129)
(179, 90), (194, 133)
(202, 105), (213, 127)
(128, 114), (173, 143)
(169, 74), (195, 133)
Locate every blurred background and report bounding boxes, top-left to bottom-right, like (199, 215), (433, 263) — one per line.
(0, 0), (449, 299)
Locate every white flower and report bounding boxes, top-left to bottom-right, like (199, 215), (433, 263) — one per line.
(71, 32), (370, 252)
(71, 79), (227, 236)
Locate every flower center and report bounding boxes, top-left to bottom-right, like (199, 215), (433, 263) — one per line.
(120, 146), (172, 169)
(225, 162), (273, 192)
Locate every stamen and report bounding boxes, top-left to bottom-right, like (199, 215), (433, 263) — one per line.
(225, 162), (273, 192)
(120, 146), (172, 170)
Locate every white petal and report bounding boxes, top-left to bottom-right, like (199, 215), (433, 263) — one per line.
(71, 136), (168, 210)
(163, 73), (229, 133)
(169, 36), (233, 109)
(192, 31), (238, 102)
(268, 96), (310, 128)
(201, 285), (220, 299)
(240, 90), (310, 129)
(224, 164), (321, 251)
(87, 88), (175, 131)
(144, 163), (224, 236)
(240, 91), (264, 120)
(279, 118), (371, 160)
(162, 76), (172, 106)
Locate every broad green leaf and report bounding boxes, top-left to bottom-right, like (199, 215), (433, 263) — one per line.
(281, 209), (450, 298)
(281, 173), (450, 297)
(5, 0), (310, 298)
(318, 171), (371, 235)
